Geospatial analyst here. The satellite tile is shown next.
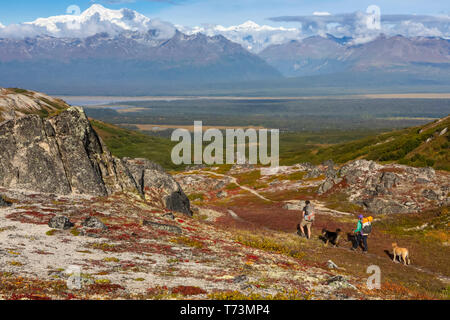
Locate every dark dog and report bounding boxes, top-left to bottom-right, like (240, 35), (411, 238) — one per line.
(296, 224), (306, 237)
(321, 228), (342, 247)
(347, 232), (356, 243)
(347, 232), (364, 250)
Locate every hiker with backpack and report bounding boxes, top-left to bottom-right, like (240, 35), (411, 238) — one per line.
(351, 214), (372, 253)
(299, 200), (315, 239)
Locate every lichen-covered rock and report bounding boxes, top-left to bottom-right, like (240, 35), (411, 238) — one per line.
(318, 179), (334, 194)
(339, 160), (380, 184)
(0, 195), (12, 207)
(325, 167), (338, 180)
(82, 216), (107, 230)
(305, 167), (323, 179)
(422, 189), (439, 200)
(0, 115), (72, 194)
(123, 158), (193, 216)
(0, 107), (138, 196)
(380, 172), (397, 189)
(362, 198), (411, 214)
(48, 216), (74, 230)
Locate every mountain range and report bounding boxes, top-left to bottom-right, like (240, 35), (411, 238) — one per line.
(260, 34), (450, 77)
(0, 4), (449, 94)
(0, 30), (281, 94)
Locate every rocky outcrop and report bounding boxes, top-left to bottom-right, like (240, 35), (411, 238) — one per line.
(0, 104), (192, 215)
(318, 159), (449, 214)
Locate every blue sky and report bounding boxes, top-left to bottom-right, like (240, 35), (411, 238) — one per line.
(1, 0), (449, 26)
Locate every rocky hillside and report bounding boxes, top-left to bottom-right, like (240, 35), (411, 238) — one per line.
(285, 115), (450, 172)
(0, 89), (191, 215)
(0, 30), (281, 94)
(0, 88), (69, 122)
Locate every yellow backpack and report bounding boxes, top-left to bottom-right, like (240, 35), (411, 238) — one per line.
(362, 216), (373, 234)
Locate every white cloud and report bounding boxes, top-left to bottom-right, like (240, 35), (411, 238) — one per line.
(177, 21), (301, 53)
(270, 11), (450, 44)
(313, 12), (331, 16)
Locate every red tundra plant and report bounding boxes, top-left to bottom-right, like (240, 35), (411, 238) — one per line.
(171, 285), (207, 296)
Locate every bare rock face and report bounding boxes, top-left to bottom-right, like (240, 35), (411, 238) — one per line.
(0, 106), (192, 215)
(0, 107), (138, 196)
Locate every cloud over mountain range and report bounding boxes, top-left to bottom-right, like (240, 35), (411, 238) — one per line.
(270, 11), (450, 46)
(0, 4), (449, 52)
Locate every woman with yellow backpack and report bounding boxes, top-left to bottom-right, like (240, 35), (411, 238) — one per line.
(351, 215), (373, 253)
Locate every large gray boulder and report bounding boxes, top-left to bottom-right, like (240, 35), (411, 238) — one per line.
(0, 107), (138, 196)
(0, 106), (192, 215)
(123, 158), (192, 216)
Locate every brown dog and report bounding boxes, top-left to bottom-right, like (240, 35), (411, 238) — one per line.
(392, 243), (411, 265)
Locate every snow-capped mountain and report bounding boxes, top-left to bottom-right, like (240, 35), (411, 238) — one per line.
(1, 4), (176, 40)
(0, 5), (302, 52)
(177, 21), (301, 53)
